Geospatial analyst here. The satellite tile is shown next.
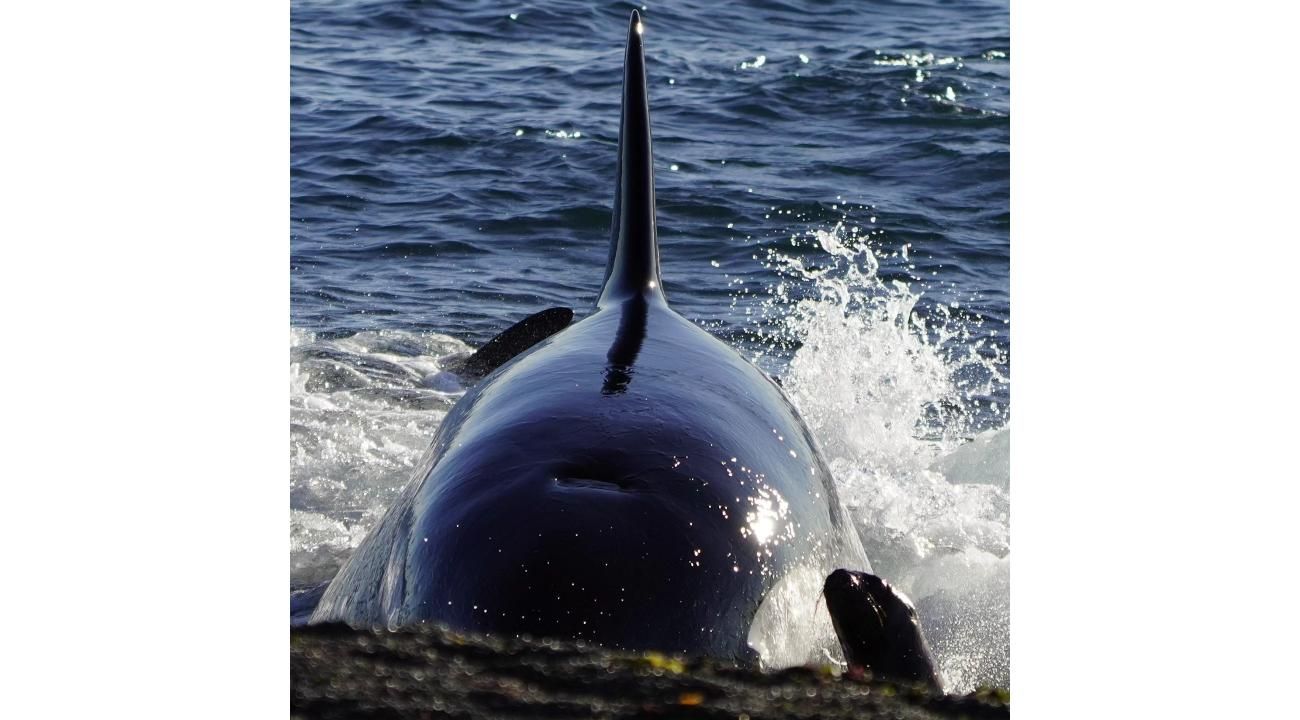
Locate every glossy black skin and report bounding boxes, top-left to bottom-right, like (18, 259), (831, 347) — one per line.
(309, 11), (869, 663)
(824, 569), (942, 690)
(311, 290), (868, 660)
(445, 307), (573, 382)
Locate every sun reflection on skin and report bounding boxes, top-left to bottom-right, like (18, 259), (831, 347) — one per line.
(748, 506), (777, 544)
(725, 457), (790, 550)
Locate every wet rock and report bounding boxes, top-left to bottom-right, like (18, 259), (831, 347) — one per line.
(291, 623), (1009, 719)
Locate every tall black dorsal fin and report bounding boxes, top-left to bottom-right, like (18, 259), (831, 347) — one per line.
(598, 10), (665, 308)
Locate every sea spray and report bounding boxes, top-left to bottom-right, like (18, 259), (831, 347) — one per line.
(745, 223), (1010, 690)
(288, 227), (1009, 688)
(290, 328), (469, 585)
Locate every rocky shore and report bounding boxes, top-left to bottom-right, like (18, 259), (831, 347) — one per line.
(291, 623), (1009, 719)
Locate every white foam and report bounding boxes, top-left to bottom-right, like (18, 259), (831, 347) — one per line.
(289, 328), (469, 586)
(746, 224), (1009, 690)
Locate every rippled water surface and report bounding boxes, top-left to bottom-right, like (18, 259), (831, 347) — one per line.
(292, 0), (1009, 691)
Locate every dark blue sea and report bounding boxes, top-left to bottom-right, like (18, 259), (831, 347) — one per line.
(291, 0), (1009, 691)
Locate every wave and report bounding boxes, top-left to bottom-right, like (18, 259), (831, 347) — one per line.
(745, 223), (1009, 689)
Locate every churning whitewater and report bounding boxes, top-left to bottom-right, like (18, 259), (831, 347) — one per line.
(290, 229), (1009, 690)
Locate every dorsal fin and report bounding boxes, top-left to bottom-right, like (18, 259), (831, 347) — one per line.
(598, 10), (665, 309)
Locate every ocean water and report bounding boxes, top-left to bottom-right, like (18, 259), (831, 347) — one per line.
(291, 0), (1009, 692)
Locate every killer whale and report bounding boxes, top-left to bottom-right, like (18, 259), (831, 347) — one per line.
(308, 11), (937, 681)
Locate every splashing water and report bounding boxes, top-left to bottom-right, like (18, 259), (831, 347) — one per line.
(744, 223), (1009, 690)
(290, 328), (469, 585)
(289, 226), (1008, 691)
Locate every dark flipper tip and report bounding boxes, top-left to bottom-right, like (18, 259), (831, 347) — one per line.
(448, 307), (574, 382)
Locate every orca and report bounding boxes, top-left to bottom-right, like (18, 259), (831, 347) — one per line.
(307, 11), (939, 684)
